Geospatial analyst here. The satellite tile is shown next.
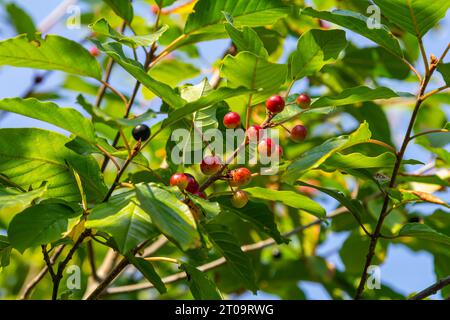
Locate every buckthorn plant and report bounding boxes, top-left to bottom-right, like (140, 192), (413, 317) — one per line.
(0, 0), (449, 302)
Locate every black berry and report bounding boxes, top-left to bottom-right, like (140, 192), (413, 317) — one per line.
(132, 124), (151, 141)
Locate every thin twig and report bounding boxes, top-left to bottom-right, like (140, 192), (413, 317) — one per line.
(19, 245), (65, 300)
(402, 58), (422, 82)
(409, 129), (449, 141)
(87, 240), (100, 282)
(94, 21), (127, 108)
(354, 44), (443, 299)
(84, 236), (166, 300)
(52, 230), (90, 300)
(41, 245), (57, 281)
(100, 80), (128, 106)
(409, 276), (450, 300)
(96, 143), (120, 170)
(421, 85), (449, 101)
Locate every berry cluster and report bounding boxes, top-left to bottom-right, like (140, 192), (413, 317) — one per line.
(131, 93), (310, 210)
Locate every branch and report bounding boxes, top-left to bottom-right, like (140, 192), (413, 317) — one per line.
(354, 47), (440, 300)
(87, 240), (100, 282)
(19, 245), (65, 300)
(94, 21), (127, 109)
(103, 208), (347, 296)
(409, 276), (450, 300)
(409, 129), (449, 141)
(41, 245), (57, 281)
(102, 142), (141, 202)
(84, 236), (167, 300)
(52, 230), (90, 300)
(421, 85), (449, 101)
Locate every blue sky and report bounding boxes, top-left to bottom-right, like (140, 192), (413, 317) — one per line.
(0, 0), (448, 300)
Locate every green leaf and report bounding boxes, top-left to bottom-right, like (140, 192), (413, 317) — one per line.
(243, 187), (325, 218)
(128, 256), (167, 294)
(224, 19), (268, 58)
(95, 41), (185, 109)
(103, 0), (134, 23)
(398, 223), (450, 245)
(189, 195), (221, 219)
(389, 189), (449, 208)
(397, 174), (450, 187)
(0, 34), (101, 79)
(0, 128), (107, 203)
(184, 0), (289, 34)
(143, 59), (200, 100)
(340, 232), (386, 275)
(6, 3), (36, 36)
(437, 62), (450, 86)
(90, 18), (167, 48)
(290, 29), (347, 80)
(221, 52), (287, 104)
(271, 105), (335, 124)
(0, 235), (12, 269)
(0, 186), (47, 218)
(135, 183), (200, 251)
(189, 79), (219, 133)
(76, 95), (155, 130)
(282, 122), (372, 184)
(202, 222), (258, 293)
(218, 197), (288, 244)
(0, 98), (96, 142)
(155, 0), (177, 7)
(180, 263), (223, 300)
(301, 7), (403, 57)
(322, 152), (397, 170)
(372, 0), (450, 38)
(162, 86), (252, 129)
(8, 203), (79, 253)
(311, 86), (401, 108)
(86, 191), (159, 254)
(295, 181), (366, 229)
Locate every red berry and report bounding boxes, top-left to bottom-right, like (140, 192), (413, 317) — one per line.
(230, 167), (252, 186)
(231, 190), (249, 208)
(296, 93), (311, 109)
(266, 95), (285, 113)
(223, 112), (241, 129)
(275, 144), (283, 158)
(200, 155), (222, 175)
(151, 4), (159, 14)
(258, 138), (275, 157)
(185, 173), (199, 193)
(193, 191), (207, 199)
(246, 125), (263, 141)
(290, 125), (307, 142)
(89, 46), (100, 57)
(170, 173), (189, 190)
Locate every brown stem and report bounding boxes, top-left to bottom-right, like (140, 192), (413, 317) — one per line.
(52, 230), (90, 300)
(354, 67), (434, 300)
(409, 129), (449, 141)
(102, 148), (137, 202)
(409, 276), (450, 300)
(421, 85), (449, 101)
(94, 21), (127, 108)
(87, 240), (100, 282)
(19, 245), (65, 300)
(41, 245), (57, 281)
(85, 237), (166, 300)
(100, 80), (128, 106)
(101, 39), (155, 172)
